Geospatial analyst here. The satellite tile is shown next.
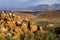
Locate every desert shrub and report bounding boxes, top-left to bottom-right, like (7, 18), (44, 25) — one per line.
(0, 37), (4, 40)
(20, 30), (34, 40)
(57, 34), (60, 40)
(34, 31), (56, 40)
(5, 34), (13, 40)
(45, 27), (55, 33)
(24, 30), (34, 40)
(34, 31), (43, 40)
(20, 34), (25, 40)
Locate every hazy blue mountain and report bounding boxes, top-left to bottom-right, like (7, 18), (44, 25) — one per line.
(52, 4), (60, 10)
(1, 4), (60, 12)
(29, 4), (60, 11)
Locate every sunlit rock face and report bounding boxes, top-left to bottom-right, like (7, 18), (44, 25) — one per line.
(0, 11), (22, 39)
(0, 11), (40, 40)
(29, 21), (37, 32)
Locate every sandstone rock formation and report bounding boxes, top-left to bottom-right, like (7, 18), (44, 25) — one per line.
(0, 11), (44, 40)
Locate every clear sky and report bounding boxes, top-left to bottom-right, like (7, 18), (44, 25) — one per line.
(0, 0), (60, 9)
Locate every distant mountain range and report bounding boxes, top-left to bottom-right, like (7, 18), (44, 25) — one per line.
(29, 4), (60, 11)
(1, 4), (60, 11)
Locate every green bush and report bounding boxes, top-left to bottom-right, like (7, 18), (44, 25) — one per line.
(24, 31), (34, 40)
(5, 35), (13, 40)
(0, 37), (4, 40)
(0, 37), (7, 40)
(34, 31), (56, 40)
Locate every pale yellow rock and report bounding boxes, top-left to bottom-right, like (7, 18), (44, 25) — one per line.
(1, 27), (7, 32)
(30, 20), (37, 32)
(1, 11), (4, 13)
